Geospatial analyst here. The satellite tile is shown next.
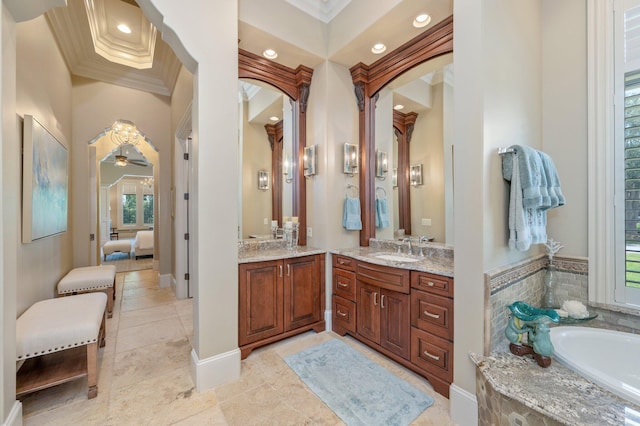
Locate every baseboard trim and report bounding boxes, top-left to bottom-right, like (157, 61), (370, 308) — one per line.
(450, 383), (478, 426)
(2, 401), (22, 426)
(190, 347), (241, 392)
(159, 273), (171, 288)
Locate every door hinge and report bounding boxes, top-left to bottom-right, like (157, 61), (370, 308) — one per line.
(184, 153), (189, 160)
(184, 233), (190, 240)
(184, 193), (189, 200)
(89, 233), (95, 241)
(184, 273), (190, 280)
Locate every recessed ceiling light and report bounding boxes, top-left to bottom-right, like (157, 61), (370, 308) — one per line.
(393, 104), (405, 110)
(117, 24), (132, 34)
(269, 116), (280, 121)
(371, 43), (387, 54)
(263, 49), (278, 59)
(413, 14), (431, 28)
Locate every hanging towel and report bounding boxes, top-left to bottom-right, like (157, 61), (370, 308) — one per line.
(504, 149), (548, 251)
(537, 151), (566, 209)
(342, 196), (362, 230)
(376, 197), (390, 229)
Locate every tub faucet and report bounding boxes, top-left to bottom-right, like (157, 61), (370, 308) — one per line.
(402, 237), (413, 255)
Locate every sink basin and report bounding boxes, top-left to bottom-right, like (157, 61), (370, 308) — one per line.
(374, 253), (421, 263)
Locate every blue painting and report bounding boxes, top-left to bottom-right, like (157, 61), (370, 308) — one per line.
(22, 115), (68, 243)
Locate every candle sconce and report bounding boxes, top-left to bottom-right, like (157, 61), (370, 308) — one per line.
(410, 164), (423, 186)
(283, 154), (293, 184)
(258, 170), (269, 190)
(304, 145), (318, 177)
(344, 143), (358, 177)
(392, 168), (398, 188)
(375, 150), (388, 179)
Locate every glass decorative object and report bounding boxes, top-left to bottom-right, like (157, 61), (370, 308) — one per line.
(541, 238), (564, 309)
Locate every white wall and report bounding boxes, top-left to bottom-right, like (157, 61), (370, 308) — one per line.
(71, 77), (170, 273)
(15, 16), (72, 315)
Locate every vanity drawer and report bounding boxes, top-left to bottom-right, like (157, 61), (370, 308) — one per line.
(411, 271), (453, 298)
(411, 290), (453, 340)
(333, 255), (356, 272)
(332, 295), (356, 334)
(411, 327), (453, 383)
(357, 261), (410, 294)
(333, 268), (356, 301)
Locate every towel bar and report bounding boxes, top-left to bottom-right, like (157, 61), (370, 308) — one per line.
(498, 147), (516, 155)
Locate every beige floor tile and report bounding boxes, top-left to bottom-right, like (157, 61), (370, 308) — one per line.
(115, 317), (186, 353)
(119, 289), (176, 312)
(111, 337), (191, 391)
(172, 405), (228, 426)
(118, 302), (179, 330)
(107, 366), (217, 425)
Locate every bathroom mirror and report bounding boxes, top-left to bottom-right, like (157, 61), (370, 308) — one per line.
(238, 49), (312, 244)
(350, 15), (453, 246)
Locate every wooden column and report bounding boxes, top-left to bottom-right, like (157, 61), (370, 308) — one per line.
(393, 111), (418, 235)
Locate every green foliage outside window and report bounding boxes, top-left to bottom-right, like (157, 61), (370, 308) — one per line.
(144, 194), (154, 225)
(122, 194), (136, 224)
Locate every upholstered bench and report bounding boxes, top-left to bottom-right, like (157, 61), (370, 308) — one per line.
(103, 239), (131, 260)
(16, 293), (107, 399)
(57, 265), (116, 318)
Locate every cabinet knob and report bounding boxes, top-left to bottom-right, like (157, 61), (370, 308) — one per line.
(337, 310), (347, 317)
(339, 259), (346, 265)
(427, 281), (435, 287)
(373, 292), (378, 306)
(423, 350), (440, 361)
(279, 265), (283, 277)
(423, 310), (440, 319)
(381, 294), (385, 309)
(338, 282), (348, 288)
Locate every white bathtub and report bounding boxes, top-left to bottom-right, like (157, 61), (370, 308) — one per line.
(550, 326), (640, 406)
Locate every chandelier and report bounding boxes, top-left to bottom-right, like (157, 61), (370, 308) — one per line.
(141, 177), (154, 188)
(110, 120), (141, 146)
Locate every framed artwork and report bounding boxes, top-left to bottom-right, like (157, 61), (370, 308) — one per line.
(22, 115), (68, 243)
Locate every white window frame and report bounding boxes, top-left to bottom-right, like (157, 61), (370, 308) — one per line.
(589, 0), (640, 307)
(117, 178), (154, 229)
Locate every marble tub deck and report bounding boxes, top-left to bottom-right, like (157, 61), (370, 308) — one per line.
(21, 268), (454, 425)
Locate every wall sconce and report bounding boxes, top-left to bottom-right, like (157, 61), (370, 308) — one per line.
(304, 145), (318, 177)
(410, 164), (423, 186)
(375, 150), (388, 179)
(344, 143), (358, 176)
(258, 170), (269, 190)
(283, 155), (293, 184)
(392, 168), (398, 187)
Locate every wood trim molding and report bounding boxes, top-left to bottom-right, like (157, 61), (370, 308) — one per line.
(349, 16), (453, 246)
(239, 49), (313, 245)
(265, 121), (284, 225)
(393, 111), (418, 235)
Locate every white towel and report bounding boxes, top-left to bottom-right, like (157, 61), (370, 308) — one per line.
(508, 153), (547, 251)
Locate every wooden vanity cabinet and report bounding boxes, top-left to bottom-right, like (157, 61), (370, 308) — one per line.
(239, 254), (325, 359)
(332, 255), (454, 398)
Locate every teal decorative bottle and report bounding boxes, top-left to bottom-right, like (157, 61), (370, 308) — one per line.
(542, 264), (559, 309)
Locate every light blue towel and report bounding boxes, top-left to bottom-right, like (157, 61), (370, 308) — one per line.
(343, 196), (362, 231)
(537, 151), (566, 209)
(376, 197), (390, 229)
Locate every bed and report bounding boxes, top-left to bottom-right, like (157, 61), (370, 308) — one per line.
(134, 230), (154, 259)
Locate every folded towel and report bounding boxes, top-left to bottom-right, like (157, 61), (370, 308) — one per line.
(505, 151), (547, 251)
(376, 197), (390, 229)
(537, 151), (566, 209)
(343, 196), (362, 231)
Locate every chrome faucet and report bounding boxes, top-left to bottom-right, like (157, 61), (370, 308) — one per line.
(402, 237), (413, 255)
(418, 236), (430, 257)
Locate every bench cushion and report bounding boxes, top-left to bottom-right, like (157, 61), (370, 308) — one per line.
(16, 292), (107, 360)
(103, 240), (131, 255)
(57, 265), (116, 294)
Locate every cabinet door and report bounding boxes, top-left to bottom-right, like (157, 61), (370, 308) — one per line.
(284, 255), (321, 331)
(356, 282), (380, 343)
(238, 261), (283, 346)
(380, 289), (410, 360)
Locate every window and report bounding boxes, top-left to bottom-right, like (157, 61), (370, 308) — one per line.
(589, 0), (640, 307)
(143, 194), (154, 225)
(122, 193), (137, 225)
(117, 178), (154, 228)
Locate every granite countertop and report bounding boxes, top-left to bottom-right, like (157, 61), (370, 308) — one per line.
(238, 244), (326, 263)
(331, 242), (454, 277)
(471, 352), (640, 425)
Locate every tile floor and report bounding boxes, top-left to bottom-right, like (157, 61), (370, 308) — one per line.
(21, 269), (455, 425)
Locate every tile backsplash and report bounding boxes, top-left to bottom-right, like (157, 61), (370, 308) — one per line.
(484, 254), (640, 354)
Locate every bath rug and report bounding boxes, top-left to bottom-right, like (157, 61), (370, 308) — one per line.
(284, 339), (433, 426)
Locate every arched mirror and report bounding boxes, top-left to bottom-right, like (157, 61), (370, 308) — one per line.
(238, 49), (312, 245)
(350, 16), (453, 246)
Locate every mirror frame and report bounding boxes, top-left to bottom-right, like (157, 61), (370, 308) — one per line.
(349, 15), (453, 246)
(393, 110), (418, 235)
(239, 49), (313, 245)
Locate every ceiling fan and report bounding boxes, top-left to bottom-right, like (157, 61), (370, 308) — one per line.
(113, 145), (149, 167)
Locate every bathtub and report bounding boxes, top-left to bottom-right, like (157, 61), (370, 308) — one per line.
(550, 326), (640, 406)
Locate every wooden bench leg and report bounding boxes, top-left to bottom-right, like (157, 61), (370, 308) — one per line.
(106, 288), (113, 318)
(99, 311), (106, 348)
(86, 342), (98, 399)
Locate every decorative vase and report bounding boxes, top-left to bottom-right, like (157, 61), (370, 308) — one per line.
(542, 264), (559, 309)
